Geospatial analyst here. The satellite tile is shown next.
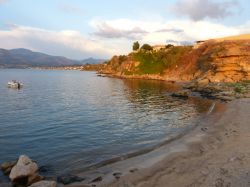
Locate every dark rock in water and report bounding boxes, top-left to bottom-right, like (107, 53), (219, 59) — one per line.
(38, 165), (55, 176)
(1, 160), (17, 175)
(201, 127), (208, 132)
(57, 174), (85, 185)
(38, 166), (49, 173)
(129, 168), (138, 173)
(171, 90), (190, 99)
(91, 176), (102, 183)
(113, 172), (122, 179)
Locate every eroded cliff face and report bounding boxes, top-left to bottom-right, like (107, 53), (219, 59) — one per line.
(100, 39), (250, 83)
(99, 55), (140, 76)
(196, 40), (250, 82)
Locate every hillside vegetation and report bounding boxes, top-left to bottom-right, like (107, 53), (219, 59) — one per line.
(133, 46), (192, 74)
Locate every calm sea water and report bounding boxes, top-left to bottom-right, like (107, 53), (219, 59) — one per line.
(0, 69), (214, 177)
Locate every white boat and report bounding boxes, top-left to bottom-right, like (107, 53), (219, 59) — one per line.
(7, 80), (23, 89)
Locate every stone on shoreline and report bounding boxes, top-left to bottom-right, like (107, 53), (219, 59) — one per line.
(171, 90), (190, 99)
(9, 155), (43, 186)
(28, 180), (56, 187)
(57, 174), (85, 185)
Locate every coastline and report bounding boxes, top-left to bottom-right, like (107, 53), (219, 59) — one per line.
(106, 99), (250, 187)
(62, 99), (226, 187)
(1, 69), (249, 187)
(63, 98), (250, 187)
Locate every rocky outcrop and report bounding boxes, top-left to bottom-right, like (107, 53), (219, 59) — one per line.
(195, 40), (250, 83)
(9, 155), (43, 186)
(99, 39), (250, 83)
(1, 155), (58, 187)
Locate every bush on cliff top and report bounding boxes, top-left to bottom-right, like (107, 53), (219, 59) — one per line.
(133, 41), (140, 51)
(133, 46), (192, 74)
(141, 44), (153, 51)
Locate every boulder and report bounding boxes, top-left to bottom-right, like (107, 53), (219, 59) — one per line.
(28, 180), (56, 187)
(9, 155), (43, 186)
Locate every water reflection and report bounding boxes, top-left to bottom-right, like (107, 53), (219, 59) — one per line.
(0, 70), (222, 177)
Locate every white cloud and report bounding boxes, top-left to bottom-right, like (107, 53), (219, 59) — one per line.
(172, 0), (237, 21)
(92, 21), (148, 40)
(0, 25), (116, 59)
(90, 18), (248, 46)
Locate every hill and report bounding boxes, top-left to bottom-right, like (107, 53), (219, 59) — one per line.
(0, 48), (104, 68)
(80, 58), (106, 65)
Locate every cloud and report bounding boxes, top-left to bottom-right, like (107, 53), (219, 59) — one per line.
(92, 21), (148, 39)
(0, 25), (115, 59)
(87, 17), (250, 57)
(156, 28), (184, 33)
(166, 39), (193, 45)
(172, 0), (237, 21)
(90, 18), (247, 44)
(58, 3), (84, 15)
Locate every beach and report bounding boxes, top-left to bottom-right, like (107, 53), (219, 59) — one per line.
(105, 98), (250, 187)
(65, 98), (250, 187)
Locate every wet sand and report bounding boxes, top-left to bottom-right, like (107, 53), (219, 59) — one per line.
(66, 99), (250, 187)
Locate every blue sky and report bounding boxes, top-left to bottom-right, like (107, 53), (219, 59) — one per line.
(0, 0), (249, 59)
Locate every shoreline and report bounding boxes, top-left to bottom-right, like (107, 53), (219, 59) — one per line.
(62, 99), (226, 187)
(0, 96), (223, 187)
(88, 98), (249, 187)
(1, 69), (249, 186)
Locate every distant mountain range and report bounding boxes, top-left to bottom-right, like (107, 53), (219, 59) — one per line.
(0, 48), (106, 68)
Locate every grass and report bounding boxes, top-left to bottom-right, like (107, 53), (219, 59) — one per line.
(225, 81), (249, 94)
(132, 46), (192, 74)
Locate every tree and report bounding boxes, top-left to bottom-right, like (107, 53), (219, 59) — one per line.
(141, 44), (153, 51)
(133, 41), (140, 51)
(165, 44), (174, 48)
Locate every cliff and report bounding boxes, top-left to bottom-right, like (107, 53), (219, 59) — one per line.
(99, 37), (250, 83)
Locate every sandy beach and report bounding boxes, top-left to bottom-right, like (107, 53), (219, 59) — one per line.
(65, 98), (250, 187)
(103, 98), (250, 187)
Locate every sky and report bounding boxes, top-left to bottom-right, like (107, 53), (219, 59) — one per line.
(0, 0), (249, 59)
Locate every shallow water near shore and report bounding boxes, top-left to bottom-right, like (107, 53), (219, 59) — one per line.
(0, 69), (216, 179)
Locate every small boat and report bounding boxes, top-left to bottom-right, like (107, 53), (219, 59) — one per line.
(7, 80), (23, 89)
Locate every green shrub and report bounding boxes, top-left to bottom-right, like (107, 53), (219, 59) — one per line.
(141, 44), (153, 51)
(234, 85), (244, 93)
(165, 44), (174, 48)
(133, 46), (192, 74)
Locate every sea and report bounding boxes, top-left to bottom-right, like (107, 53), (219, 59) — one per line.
(0, 69), (215, 178)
